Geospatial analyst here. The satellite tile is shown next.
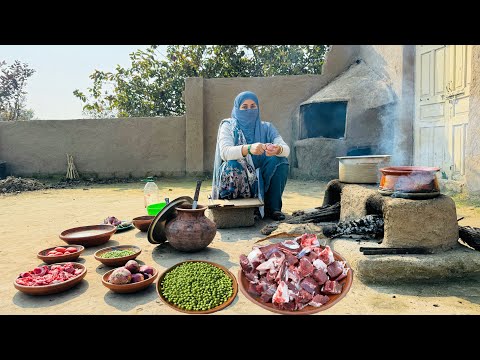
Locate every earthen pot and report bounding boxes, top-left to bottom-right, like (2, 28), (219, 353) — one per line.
(379, 166), (440, 193)
(164, 204), (217, 252)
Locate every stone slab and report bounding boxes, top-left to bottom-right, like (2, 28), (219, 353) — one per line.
(206, 207), (255, 229)
(355, 243), (480, 283)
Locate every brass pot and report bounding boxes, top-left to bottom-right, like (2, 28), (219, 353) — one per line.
(165, 204), (217, 252)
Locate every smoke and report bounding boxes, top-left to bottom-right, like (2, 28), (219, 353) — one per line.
(377, 77), (415, 166)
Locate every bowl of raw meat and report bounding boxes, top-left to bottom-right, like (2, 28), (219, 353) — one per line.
(238, 233), (353, 315)
(14, 262), (87, 296)
(37, 245), (85, 264)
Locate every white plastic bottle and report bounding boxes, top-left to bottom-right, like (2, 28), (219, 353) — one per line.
(143, 178), (160, 208)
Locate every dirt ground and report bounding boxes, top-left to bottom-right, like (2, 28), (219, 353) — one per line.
(1, 178), (480, 315)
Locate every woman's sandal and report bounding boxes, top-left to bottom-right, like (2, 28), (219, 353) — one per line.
(270, 211), (285, 221)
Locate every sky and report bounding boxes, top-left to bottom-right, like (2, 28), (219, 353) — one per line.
(0, 45), (168, 119)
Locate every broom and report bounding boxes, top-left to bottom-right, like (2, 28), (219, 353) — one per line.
(65, 154), (80, 180)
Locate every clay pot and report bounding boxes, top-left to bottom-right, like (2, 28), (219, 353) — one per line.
(379, 166), (440, 193)
(165, 204), (217, 252)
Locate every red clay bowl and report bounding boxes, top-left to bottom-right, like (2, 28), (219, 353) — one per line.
(37, 245), (85, 264)
(132, 216), (155, 232)
(102, 266), (158, 293)
(94, 245), (142, 267)
(14, 262), (87, 296)
(59, 224), (116, 247)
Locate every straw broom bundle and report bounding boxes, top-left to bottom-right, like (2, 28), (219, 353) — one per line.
(65, 154), (80, 180)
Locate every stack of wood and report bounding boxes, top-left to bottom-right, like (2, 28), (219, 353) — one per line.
(261, 202), (340, 235)
(65, 154), (80, 180)
(459, 225), (480, 250)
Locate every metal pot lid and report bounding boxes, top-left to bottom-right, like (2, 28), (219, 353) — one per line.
(147, 196), (194, 244)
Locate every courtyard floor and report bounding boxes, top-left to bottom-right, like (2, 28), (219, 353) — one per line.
(1, 178), (480, 315)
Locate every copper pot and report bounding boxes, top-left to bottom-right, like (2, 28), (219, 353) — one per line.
(379, 166), (440, 193)
(165, 204), (217, 252)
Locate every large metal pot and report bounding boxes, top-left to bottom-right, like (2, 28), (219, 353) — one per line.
(337, 155), (391, 183)
(379, 166), (440, 193)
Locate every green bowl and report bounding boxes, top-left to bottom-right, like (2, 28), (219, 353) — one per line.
(147, 202), (167, 216)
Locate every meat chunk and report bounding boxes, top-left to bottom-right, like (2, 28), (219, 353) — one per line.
(307, 252), (318, 263)
(335, 266), (350, 281)
(266, 270), (277, 282)
(312, 258), (328, 272)
(286, 281), (298, 292)
(272, 281), (289, 305)
(256, 257), (277, 273)
(296, 289), (313, 304)
(327, 261), (345, 279)
(321, 280), (343, 295)
(278, 301), (296, 311)
(318, 246), (335, 265)
(312, 269), (328, 285)
(258, 243), (280, 258)
(247, 248), (265, 269)
(244, 270), (259, 283)
(299, 233), (320, 248)
(281, 239), (300, 250)
(298, 257), (315, 277)
(285, 252), (299, 266)
(300, 277), (320, 294)
(286, 265), (301, 283)
(309, 294), (330, 307)
(247, 282), (261, 296)
(239, 254), (252, 273)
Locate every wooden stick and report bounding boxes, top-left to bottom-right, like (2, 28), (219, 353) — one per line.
(254, 232), (303, 244)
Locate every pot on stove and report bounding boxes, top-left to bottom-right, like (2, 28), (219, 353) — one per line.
(378, 166), (440, 197)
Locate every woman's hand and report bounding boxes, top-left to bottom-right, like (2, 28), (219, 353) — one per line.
(250, 142), (265, 155)
(265, 143), (281, 156)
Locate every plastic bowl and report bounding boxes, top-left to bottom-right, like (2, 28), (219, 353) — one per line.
(147, 202), (167, 216)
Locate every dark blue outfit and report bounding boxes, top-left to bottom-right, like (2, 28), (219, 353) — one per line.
(211, 91), (289, 217)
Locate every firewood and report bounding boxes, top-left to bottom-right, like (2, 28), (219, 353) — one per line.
(286, 202), (340, 224)
(459, 226), (480, 251)
(260, 202), (340, 235)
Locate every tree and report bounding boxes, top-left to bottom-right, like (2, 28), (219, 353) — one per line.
(74, 45), (330, 118)
(0, 60), (36, 121)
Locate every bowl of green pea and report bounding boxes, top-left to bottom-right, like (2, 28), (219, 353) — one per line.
(157, 260), (238, 314)
(94, 245), (142, 267)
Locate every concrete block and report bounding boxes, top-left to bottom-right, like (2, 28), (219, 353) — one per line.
(339, 184), (378, 221)
(382, 194), (459, 251)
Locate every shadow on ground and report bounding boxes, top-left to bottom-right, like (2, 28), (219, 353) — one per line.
(369, 274), (480, 306)
(12, 280), (90, 309)
(102, 284), (159, 312)
(151, 243), (237, 270)
(82, 240), (120, 256)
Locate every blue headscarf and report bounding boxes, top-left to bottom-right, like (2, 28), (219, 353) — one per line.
(231, 91), (262, 144)
(212, 90), (289, 206)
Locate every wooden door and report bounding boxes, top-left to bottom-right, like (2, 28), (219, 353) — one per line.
(414, 45), (471, 180)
